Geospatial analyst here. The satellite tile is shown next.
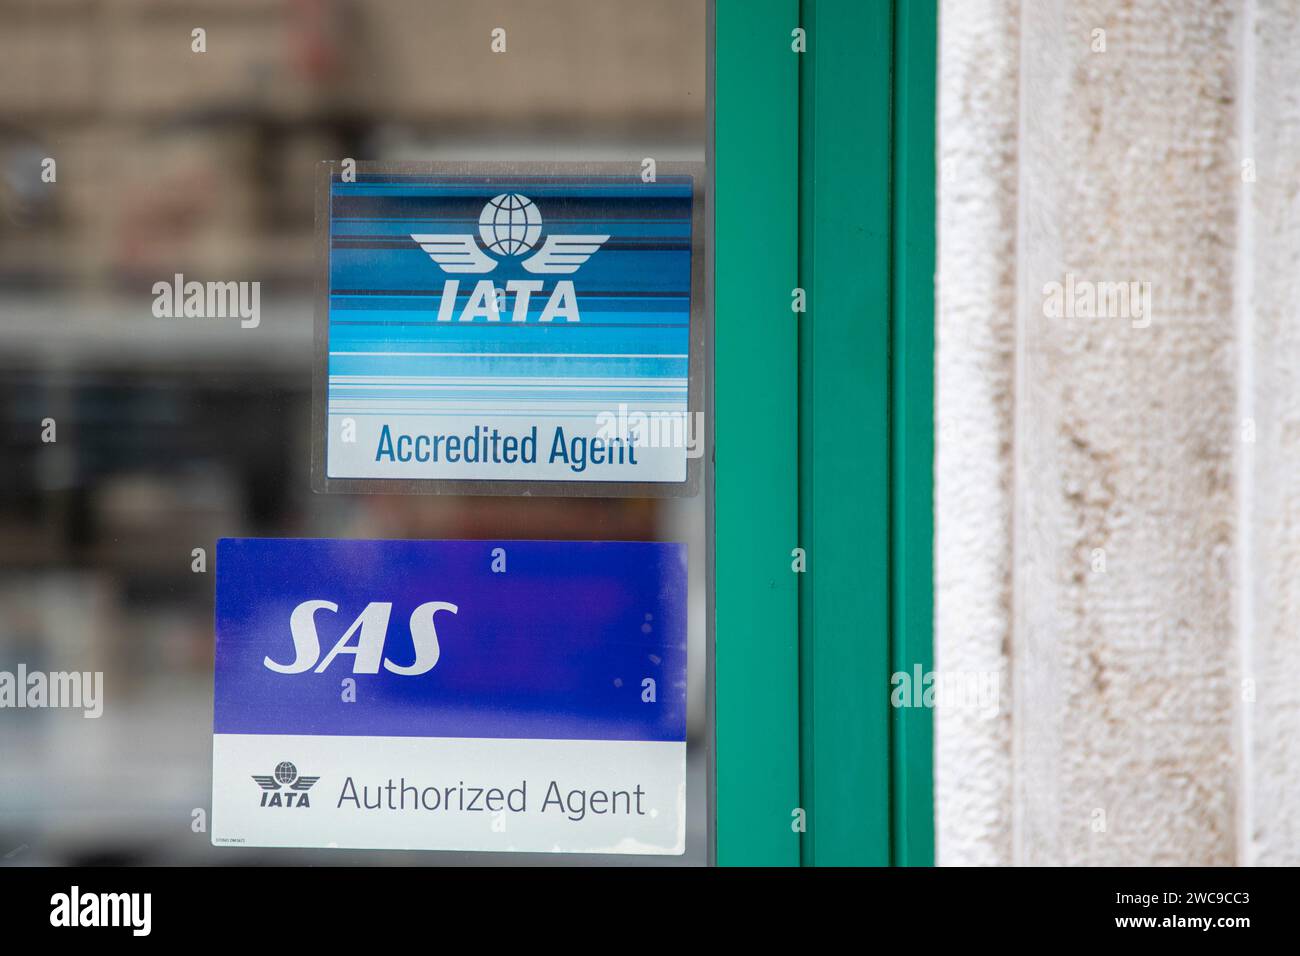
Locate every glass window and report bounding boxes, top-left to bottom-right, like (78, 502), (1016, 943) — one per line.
(0, 0), (707, 866)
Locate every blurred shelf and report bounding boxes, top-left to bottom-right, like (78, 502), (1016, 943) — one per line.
(0, 294), (313, 369)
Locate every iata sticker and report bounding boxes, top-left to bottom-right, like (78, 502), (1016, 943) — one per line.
(317, 169), (698, 492)
(211, 538), (687, 855)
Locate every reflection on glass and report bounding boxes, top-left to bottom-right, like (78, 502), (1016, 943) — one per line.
(0, 0), (705, 866)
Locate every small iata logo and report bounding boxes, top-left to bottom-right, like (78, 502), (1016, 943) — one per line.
(252, 761), (319, 808)
(411, 193), (609, 275)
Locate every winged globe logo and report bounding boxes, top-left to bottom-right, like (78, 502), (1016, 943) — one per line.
(252, 761), (319, 808)
(411, 193), (609, 275)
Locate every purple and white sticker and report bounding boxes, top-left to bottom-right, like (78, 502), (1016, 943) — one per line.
(211, 538), (686, 855)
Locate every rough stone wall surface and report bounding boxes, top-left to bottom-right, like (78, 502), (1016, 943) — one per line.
(940, 0), (1272, 865)
(935, 0), (1020, 867)
(1016, 0), (1241, 867)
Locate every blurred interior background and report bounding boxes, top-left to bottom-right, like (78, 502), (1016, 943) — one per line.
(0, 0), (707, 865)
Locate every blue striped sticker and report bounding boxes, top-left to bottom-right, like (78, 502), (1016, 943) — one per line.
(324, 175), (694, 485)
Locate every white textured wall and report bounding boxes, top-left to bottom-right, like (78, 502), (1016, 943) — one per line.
(1246, 0), (1300, 867)
(939, 0), (1300, 865)
(935, 0), (1019, 867)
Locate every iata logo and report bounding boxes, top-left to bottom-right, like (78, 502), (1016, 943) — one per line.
(413, 193), (608, 275)
(252, 761), (319, 808)
(410, 193), (608, 323)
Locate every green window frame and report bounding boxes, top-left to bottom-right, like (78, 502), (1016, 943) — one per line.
(713, 0), (936, 867)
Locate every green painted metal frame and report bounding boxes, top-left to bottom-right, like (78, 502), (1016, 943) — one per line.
(798, 0), (894, 866)
(714, 0), (802, 867)
(714, 0), (935, 866)
(891, 0), (937, 867)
